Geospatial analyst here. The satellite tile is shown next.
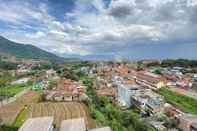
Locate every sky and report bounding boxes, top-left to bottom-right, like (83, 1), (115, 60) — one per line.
(0, 0), (197, 60)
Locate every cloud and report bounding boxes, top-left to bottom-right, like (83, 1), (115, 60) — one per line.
(0, 0), (197, 59)
(108, 0), (135, 18)
(26, 31), (46, 39)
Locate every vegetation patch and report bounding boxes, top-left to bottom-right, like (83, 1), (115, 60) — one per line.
(0, 85), (26, 96)
(12, 107), (27, 127)
(0, 125), (18, 131)
(159, 87), (197, 115)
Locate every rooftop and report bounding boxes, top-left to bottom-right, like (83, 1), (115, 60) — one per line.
(89, 127), (111, 131)
(59, 118), (86, 131)
(180, 113), (197, 122)
(18, 117), (53, 131)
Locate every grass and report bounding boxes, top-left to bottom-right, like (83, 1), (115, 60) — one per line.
(0, 125), (18, 131)
(11, 91), (40, 127)
(0, 85), (27, 96)
(12, 107), (27, 127)
(159, 87), (197, 115)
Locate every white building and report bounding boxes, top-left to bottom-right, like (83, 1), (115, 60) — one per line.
(113, 76), (132, 108)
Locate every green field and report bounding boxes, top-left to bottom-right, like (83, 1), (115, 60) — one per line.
(13, 107), (27, 127)
(0, 84), (28, 97)
(159, 87), (197, 115)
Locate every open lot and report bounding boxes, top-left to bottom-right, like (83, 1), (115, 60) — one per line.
(26, 102), (96, 129)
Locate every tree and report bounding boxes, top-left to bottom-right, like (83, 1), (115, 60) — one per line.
(0, 61), (17, 70)
(0, 115), (2, 125)
(48, 80), (57, 90)
(154, 69), (162, 75)
(137, 61), (143, 71)
(164, 118), (178, 128)
(0, 79), (8, 87)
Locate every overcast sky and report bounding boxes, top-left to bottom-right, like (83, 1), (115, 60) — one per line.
(0, 0), (197, 60)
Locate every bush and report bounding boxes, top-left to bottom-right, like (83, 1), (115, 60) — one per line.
(0, 125), (18, 131)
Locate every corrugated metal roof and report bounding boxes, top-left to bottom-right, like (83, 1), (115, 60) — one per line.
(90, 127), (111, 131)
(18, 117), (53, 131)
(60, 118), (86, 131)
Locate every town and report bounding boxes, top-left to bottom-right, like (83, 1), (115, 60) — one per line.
(89, 60), (197, 131)
(1, 0), (197, 130)
(0, 59), (197, 131)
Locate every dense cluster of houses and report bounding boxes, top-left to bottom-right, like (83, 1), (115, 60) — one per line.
(89, 62), (197, 131)
(16, 60), (43, 73)
(18, 117), (111, 131)
(45, 79), (86, 102)
(32, 69), (59, 91)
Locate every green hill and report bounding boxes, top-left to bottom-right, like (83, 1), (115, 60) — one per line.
(0, 36), (64, 61)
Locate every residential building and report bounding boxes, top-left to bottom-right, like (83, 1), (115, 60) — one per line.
(96, 88), (116, 101)
(136, 72), (166, 90)
(32, 80), (48, 90)
(46, 69), (59, 80)
(163, 103), (183, 118)
(146, 96), (164, 114)
(113, 76), (133, 108)
(117, 83), (132, 107)
(45, 79), (86, 101)
(130, 89), (164, 114)
(177, 114), (197, 131)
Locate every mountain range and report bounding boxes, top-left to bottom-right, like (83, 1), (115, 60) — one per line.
(0, 36), (64, 61)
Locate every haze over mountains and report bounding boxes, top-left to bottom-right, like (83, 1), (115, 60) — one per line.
(0, 36), (64, 61)
(1, 35), (197, 61)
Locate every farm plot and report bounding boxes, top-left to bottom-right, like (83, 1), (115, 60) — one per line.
(0, 91), (41, 124)
(26, 102), (96, 129)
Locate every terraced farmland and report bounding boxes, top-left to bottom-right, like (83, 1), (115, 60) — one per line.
(0, 91), (41, 124)
(26, 102), (96, 129)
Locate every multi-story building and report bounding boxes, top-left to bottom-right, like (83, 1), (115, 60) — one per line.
(113, 76), (131, 108)
(130, 88), (164, 115)
(136, 71), (166, 90)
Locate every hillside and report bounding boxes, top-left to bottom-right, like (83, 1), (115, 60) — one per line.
(0, 36), (64, 61)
